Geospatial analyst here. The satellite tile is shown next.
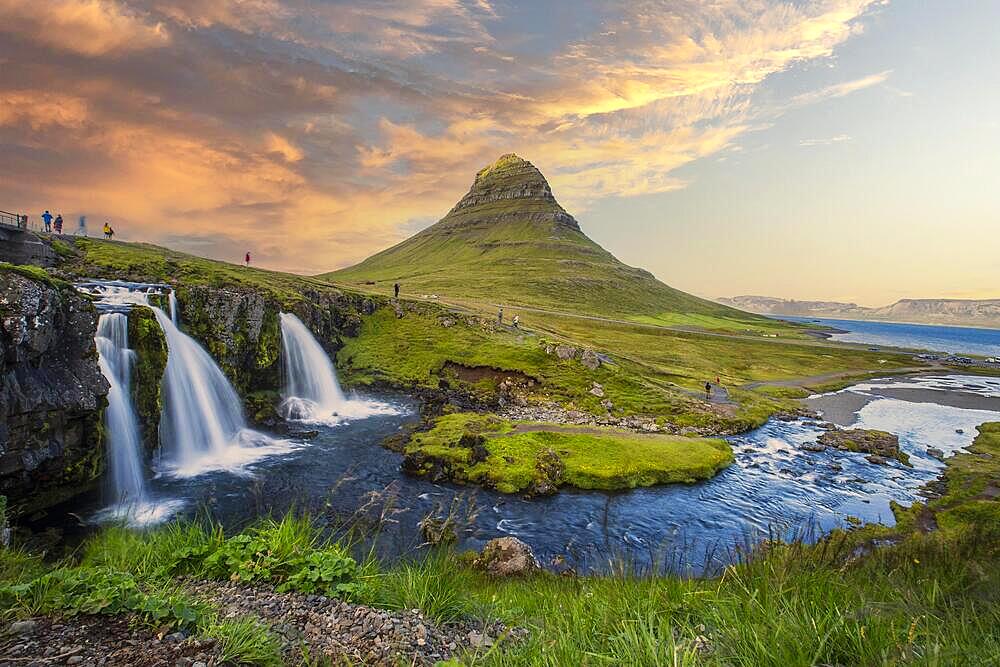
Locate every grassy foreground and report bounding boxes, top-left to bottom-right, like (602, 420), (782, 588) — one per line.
(402, 413), (733, 493)
(3, 423), (999, 665)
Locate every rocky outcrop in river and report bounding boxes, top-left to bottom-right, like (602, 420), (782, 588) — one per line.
(0, 268), (108, 510)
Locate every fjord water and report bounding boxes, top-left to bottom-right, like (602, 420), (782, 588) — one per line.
(152, 307), (294, 477)
(279, 312), (396, 424)
(784, 316), (1000, 357)
(95, 313), (148, 507)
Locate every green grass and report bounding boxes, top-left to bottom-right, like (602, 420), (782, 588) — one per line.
(46, 236), (922, 431)
(68, 238), (340, 305)
(403, 413), (733, 493)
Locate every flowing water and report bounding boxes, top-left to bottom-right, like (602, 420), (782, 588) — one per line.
(95, 314), (148, 506)
(152, 307), (295, 478)
(279, 312), (397, 424)
(69, 281), (1000, 570)
(58, 375), (994, 574)
(87, 290), (183, 526)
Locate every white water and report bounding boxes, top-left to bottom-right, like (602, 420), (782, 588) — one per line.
(279, 312), (397, 424)
(168, 291), (179, 325)
(93, 305), (184, 527)
(152, 307), (294, 477)
(96, 314), (148, 505)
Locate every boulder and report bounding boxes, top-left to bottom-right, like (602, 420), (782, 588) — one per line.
(579, 349), (601, 370)
(589, 382), (605, 397)
(474, 537), (539, 576)
(927, 447), (945, 461)
(554, 345), (577, 360)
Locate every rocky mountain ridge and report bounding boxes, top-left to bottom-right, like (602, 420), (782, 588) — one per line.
(719, 295), (1000, 329)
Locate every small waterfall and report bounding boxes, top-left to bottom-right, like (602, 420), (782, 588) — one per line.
(279, 312), (396, 424)
(168, 291), (179, 325)
(96, 313), (149, 506)
(152, 307), (293, 477)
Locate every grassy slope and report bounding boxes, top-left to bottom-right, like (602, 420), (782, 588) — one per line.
(61, 238), (920, 432)
(403, 413), (733, 493)
(324, 155), (794, 333)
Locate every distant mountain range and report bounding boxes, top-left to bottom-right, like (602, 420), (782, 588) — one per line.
(717, 296), (1000, 329)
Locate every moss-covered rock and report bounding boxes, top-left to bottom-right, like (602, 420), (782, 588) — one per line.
(128, 306), (167, 452)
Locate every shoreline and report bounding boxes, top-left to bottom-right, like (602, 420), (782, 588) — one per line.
(803, 374), (1000, 426)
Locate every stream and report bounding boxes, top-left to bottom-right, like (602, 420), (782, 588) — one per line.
(57, 282), (1000, 574)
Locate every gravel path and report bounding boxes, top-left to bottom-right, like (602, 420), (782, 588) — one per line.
(1, 582), (524, 666)
(184, 580), (522, 665)
(0, 616), (221, 667)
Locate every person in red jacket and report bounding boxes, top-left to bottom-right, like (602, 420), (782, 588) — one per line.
(244, 251), (251, 267)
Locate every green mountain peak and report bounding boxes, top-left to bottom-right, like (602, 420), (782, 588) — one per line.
(324, 154), (772, 329)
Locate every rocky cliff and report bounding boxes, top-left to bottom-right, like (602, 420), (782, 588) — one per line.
(0, 267), (108, 511)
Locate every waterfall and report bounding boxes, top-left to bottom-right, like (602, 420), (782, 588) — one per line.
(168, 291), (179, 325)
(279, 312), (396, 424)
(152, 307), (293, 477)
(96, 313), (149, 506)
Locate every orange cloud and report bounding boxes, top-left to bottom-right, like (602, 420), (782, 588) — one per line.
(0, 0), (886, 274)
(0, 0), (169, 56)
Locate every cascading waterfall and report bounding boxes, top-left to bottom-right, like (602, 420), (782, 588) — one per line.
(279, 312), (396, 424)
(152, 307), (293, 477)
(87, 285), (184, 527)
(95, 313), (149, 506)
(168, 291), (179, 325)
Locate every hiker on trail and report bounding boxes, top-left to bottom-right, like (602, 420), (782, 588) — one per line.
(705, 381), (712, 399)
(102, 223), (111, 239)
(244, 251), (251, 267)
(54, 214), (63, 234)
(512, 314), (520, 329)
(497, 306), (504, 325)
(107, 226), (114, 240)
(42, 210), (52, 233)
(394, 283), (400, 299)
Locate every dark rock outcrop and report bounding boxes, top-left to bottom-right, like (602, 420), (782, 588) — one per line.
(173, 285), (370, 401)
(128, 305), (166, 452)
(0, 269), (108, 510)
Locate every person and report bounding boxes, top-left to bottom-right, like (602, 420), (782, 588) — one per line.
(102, 222), (111, 239)
(107, 226), (114, 240)
(244, 251), (251, 267)
(512, 314), (520, 329)
(394, 282), (400, 299)
(705, 381), (712, 399)
(42, 210), (52, 233)
(53, 214), (63, 234)
(497, 306), (503, 325)
(716, 376), (720, 385)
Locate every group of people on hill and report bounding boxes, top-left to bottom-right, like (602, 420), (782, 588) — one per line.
(40, 210), (115, 238)
(40, 210), (63, 234)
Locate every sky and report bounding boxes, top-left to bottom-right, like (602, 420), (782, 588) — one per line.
(1, 0), (997, 306)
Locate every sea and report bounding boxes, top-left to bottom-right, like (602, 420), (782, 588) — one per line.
(780, 316), (1000, 358)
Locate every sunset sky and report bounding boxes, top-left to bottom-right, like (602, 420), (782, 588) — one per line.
(2, 0), (997, 306)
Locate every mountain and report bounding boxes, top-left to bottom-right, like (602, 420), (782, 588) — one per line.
(325, 154), (775, 328)
(718, 295), (1000, 329)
